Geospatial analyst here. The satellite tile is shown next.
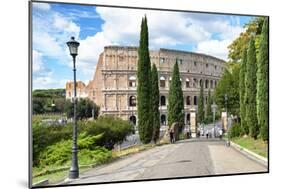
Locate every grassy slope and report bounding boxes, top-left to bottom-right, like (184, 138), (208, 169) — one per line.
(231, 137), (268, 158)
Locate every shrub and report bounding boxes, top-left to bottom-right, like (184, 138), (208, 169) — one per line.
(38, 132), (105, 167)
(229, 123), (242, 138)
(33, 116), (132, 166)
(84, 116), (133, 149)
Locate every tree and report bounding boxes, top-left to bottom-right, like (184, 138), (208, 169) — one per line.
(151, 64), (160, 143)
(33, 98), (45, 114)
(215, 65), (240, 116)
(256, 18), (269, 141)
(168, 61), (184, 131)
(228, 17), (265, 63)
(65, 98), (100, 120)
(198, 82), (204, 124)
(137, 16), (153, 144)
(205, 89), (212, 118)
(245, 37), (259, 139)
(239, 49), (248, 134)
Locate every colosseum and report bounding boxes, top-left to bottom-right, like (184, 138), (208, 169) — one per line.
(66, 46), (226, 130)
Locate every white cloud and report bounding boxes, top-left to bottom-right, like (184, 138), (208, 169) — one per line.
(77, 32), (111, 77)
(33, 2), (51, 11)
(196, 39), (232, 60)
(53, 14), (80, 35)
(33, 50), (44, 73)
(96, 7), (212, 48)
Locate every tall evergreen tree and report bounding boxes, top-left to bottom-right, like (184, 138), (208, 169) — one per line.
(240, 49), (248, 135)
(245, 37), (259, 139)
(151, 64), (160, 143)
(137, 16), (153, 144)
(198, 82), (204, 124)
(205, 89), (212, 118)
(168, 61), (184, 130)
(256, 18), (269, 141)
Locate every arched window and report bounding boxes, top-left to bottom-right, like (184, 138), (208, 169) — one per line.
(205, 80), (209, 88)
(193, 78), (197, 87)
(129, 76), (136, 87)
(210, 80), (213, 88)
(160, 96), (166, 106)
(161, 114), (166, 125)
(186, 113), (190, 125)
(194, 96), (197, 105)
(160, 76), (166, 88)
(186, 78), (190, 88)
(129, 96), (136, 106)
(200, 79), (203, 87)
(129, 115), (136, 125)
(186, 96), (191, 105)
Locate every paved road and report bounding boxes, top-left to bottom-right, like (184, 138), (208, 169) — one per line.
(65, 139), (267, 185)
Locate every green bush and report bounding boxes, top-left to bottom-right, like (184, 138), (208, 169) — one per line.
(33, 116), (132, 167)
(229, 123), (242, 138)
(84, 116), (133, 149)
(38, 132), (106, 167)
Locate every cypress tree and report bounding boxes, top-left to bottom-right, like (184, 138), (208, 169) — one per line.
(198, 82), (204, 124)
(205, 89), (212, 118)
(245, 37), (259, 139)
(137, 16), (153, 144)
(151, 64), (160, 143)
(240, 49), (248, 135)
(168, 61), (184, 130)
(257, 18), (269, 141)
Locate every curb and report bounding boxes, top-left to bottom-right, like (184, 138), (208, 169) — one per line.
(229, 141), (268, 168)
(32, 179), (49, 187)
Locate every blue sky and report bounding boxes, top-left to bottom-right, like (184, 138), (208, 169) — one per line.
(32, 2), (255, 89)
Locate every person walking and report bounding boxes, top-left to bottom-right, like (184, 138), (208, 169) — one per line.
(219, 129), (223, 140)
(169, 128), (174, 143)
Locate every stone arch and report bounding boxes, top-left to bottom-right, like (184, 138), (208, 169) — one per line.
(129, 96), (136, 106)
(160, 95), (166, 106)
(161, 114), (166, 125)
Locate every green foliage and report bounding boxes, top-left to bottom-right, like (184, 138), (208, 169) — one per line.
(168, 61), (184, 130)
(38, 132), (110, 167)
(239, 49), (248, 134)
(229, 123), (242, 138)
(228, 17), (265, 62)
(86, 116), (133, 149)
(151, 64), (160, 143)
(205, 89), (212, 118)
(198, 83), (204, 124)
(137, 16), (153, 144)
(245, 37), (259, 139)
(215, 65), (240, 116)
(64, 98), (100, 120)
(33, 116), (132, 167)
(32, 89), (66, 114)
(256, 18), (269, 141)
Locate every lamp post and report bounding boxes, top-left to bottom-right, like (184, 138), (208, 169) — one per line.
(66, 36), (80, 179)
(224, 94), (230, 146)
(211, 102), (217, 138)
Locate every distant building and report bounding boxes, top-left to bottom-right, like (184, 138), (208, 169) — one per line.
(65, 81), (88, 100)
(66, 46), (226, 128)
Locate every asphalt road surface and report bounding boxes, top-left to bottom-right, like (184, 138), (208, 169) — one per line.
(65, 139), (267, 185)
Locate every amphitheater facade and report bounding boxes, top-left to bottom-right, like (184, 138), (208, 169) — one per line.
(66, 46), (226, 129)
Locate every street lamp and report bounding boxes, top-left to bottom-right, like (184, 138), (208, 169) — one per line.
(66, 36), (80, 179)
(211, 102), (217, 138)
(224, 94), (230, 146)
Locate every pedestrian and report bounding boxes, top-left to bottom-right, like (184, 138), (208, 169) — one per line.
(206, 132), (209, 139)
(219, 129), (223, 140)
(169, 128), (174, 143)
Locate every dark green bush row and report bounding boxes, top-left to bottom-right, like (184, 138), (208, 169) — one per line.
(33, 116), (133, 166)
(229, 123), (242, 138)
